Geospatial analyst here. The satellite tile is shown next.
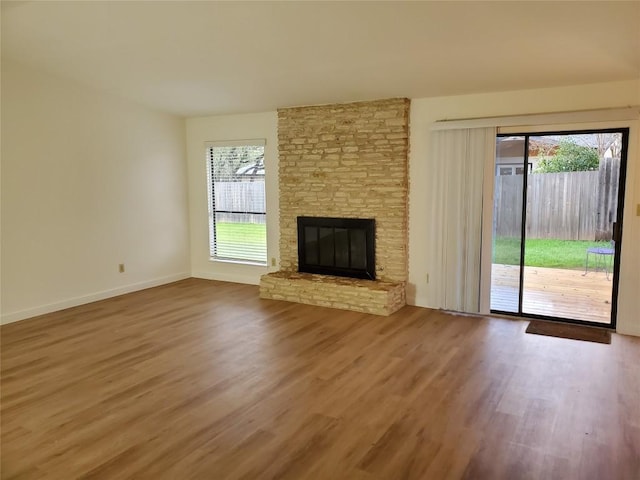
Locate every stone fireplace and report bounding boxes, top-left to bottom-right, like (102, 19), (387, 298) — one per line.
(259, 98), (409, 315)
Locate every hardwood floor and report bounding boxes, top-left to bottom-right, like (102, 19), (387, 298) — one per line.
(2, 278), (639, 479)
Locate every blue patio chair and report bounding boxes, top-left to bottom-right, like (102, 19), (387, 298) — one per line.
(583, 240), (615, 281)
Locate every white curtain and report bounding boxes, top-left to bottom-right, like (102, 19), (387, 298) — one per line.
(426, 127), (496, 313)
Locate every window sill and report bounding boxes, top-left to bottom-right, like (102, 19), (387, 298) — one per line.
(209, 257), (268, 267)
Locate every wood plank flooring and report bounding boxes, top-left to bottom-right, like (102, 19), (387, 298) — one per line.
(491, 264), (612, 323)
(2, 278), (639, 479)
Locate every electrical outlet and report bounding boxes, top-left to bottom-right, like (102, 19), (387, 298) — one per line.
(271, 257), (277, 267)
(119, 263), (125, 273)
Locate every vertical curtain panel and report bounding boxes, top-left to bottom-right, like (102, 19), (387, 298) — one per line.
(426, 127), (496, 313)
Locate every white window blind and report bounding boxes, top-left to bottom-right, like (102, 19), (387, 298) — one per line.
(206, 140), (267, 265)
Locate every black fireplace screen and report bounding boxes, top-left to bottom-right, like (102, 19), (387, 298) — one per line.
(297, 216), (375, 280)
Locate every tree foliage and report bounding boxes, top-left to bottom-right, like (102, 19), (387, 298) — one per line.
(535, 140), (600, 173)
(210, 145), (264, 181)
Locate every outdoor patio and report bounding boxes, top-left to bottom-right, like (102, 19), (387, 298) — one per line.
(491, 264), (612, 324)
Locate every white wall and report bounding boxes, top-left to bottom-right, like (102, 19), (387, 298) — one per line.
(1, 61), (191, 323)
(185, 80), (640, 336)
(409, 79), (640, 336)
(186, 112), (279, 284)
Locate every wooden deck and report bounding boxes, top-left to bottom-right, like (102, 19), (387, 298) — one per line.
(491, 264), (612, 324)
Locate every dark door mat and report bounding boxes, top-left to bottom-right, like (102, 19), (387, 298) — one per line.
(525, 320), (611, 344)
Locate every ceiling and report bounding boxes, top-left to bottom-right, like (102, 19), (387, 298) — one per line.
(2, 1), (639, 117)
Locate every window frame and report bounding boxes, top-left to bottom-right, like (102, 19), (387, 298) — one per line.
(205, 139), (267, 266)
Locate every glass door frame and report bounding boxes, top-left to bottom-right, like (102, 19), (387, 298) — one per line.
(490, 127), (629, 329)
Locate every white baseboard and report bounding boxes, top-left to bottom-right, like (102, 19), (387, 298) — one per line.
(191, 270), (261, 286)
(616, 322), (640, 337)
(1, 272), (191, 325)
(409, 295), (431, 309)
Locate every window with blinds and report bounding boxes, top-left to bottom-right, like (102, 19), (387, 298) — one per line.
(206, 140), (267, 265)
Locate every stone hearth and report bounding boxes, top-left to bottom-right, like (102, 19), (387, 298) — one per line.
(260, 272), (405, 316)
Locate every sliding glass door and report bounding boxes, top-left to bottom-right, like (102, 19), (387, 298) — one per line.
(490, 136), (525, 314)
(490, 129), (628, 328)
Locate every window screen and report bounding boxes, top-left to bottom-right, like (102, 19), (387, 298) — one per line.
(206, 141), (267, 264)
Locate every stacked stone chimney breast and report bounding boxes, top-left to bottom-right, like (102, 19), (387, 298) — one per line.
(260, 98), (410, 315)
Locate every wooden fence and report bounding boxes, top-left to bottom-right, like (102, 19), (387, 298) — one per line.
(595, 157), (620, 241)
(213, 181), (266, 224)
(494, 159), (619, 241)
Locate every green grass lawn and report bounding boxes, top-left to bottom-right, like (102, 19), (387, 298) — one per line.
(493, 237), (612, 270)
(215, 222), (266, 262)
(215, 223), (608, 270)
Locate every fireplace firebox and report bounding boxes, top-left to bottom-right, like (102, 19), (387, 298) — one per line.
(297, 216), (375, 280)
